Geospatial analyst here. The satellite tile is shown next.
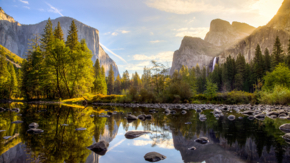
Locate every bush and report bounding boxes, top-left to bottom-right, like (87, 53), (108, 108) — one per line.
(263, 63), (290, 90)
(260, 85), (290, 105)
(166, 81), (193, 103)
(217, 91), (254, 104)
(139, 88), (156, 103)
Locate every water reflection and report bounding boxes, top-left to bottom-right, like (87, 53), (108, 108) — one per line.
(0, 103), (289, 163)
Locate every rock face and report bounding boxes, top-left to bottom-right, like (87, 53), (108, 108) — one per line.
(170, 19), (254, 75)
(0, 8), (119, 77)
(218, 0), (290, 64)
(205, 19), (255, 48)
(170, 37), (222, 75)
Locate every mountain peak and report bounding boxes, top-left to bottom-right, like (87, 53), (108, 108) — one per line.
(267, 0), (290, 33)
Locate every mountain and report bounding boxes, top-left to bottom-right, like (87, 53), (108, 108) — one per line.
(218, 0), (290, 64)
(170, 19), (255, 75)
(0, 44), (23, 68)
(0, 7), (119, 77)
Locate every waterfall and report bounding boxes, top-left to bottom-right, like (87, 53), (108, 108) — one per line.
(212, 57), (217, 72)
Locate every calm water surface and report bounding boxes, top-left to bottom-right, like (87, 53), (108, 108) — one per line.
(0, 103), (290, 163)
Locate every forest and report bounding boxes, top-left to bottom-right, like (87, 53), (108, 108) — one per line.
(0, 19), (290, 105)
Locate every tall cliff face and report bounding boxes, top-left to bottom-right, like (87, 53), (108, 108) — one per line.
(0, 8), (119, 77)
(170, 19), (255, 75)
(204, 19), (255, 48)
(218, 0), (290, 64)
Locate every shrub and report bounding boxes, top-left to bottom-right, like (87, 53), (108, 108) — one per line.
(217, 91), (254, 104)
(166, 81), (193, 103)
(260, 85), (290, 105)
(263, 63), (290, 90)
(139, 88), (156, 103)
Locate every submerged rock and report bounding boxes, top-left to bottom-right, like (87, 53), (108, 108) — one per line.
(29, 122), (39, 129)
(188, 146), (196, 150)
(181, 110), (187, 114)
(138, 114), (146, 120)
(145, 115), (152, 119)
(125, 131), (150, 139)
(164, 109), (170, 114)
(248, 116), (255, 120)
(27, 128), (44, 134)
(195, 137), (209, 144)
(3, 136), (11, 140)
(127, 115), (138, 120)
(12, 120), (23, 124)
(279, 124), (290, 133)
(228, 115), (235, 121)
(87, 140), (109, 155)
(199, 114), (207, 121)
(282, 133), (290, 142)
(254, 114), (265, 119)
(185, 122), (192, 125)
(75, 128), (87, 131)
(144, 152), (166, 162)
(241, 110), (254, 115)
(11, 108), (20, 113)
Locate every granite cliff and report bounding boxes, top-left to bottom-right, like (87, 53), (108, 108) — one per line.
(170, 19), (254, 75)
(0, 7), (119, 77)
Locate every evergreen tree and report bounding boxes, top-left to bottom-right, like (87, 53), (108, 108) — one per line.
(114, 75), (121, 94)
(94, 59), (101, 77)
(271, 36), (284, 70)
(234, 53), (246, 90)
(40, 18), (54, 52)
(264, 48), (271, 72)
(253, 44), (264, 83)
(54, 22), (64, 41)
(211, 64), (222, 91)
(107, 64), (115, 94)
(121, 70), (130, 90)
(66, 20), (78, 50)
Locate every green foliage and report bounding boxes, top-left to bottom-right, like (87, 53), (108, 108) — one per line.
(260, 85), (290, 105)
(204, 79), (218, 100)
(218, 91), (254, 104)
(271, 36), (284, 70)
(263, 63), (290, 90)
(0, 45), (23, 65)
(54, 22), (64, 41)
(66, 20), (78, 50)
(253, 44), (264, 82)
(107, 64), (115, 94)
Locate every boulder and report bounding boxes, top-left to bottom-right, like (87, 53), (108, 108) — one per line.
(228, 115), (235, 121)
(214, 109), (222, 114)
(87, 140), (109, 155)
(12, 120), (23, 124)
(144, 152), (166, 162)
(199, 114), (207, 121)
(279, 124), (290, 133)
(29, 122), (39, 128)
(27, 128), (44, 134)
(188, 146), (196, 150)
(254, 114), (265, 119)
(241, 110), (254, 115)
(282, 133), (290, 142)
(125, 131), (150, 139)
(138, 114), (146, 120)
(195, 137), (209, 144)
(181, 110), (187, 114)
(127, 115), (138, 120)
(164, 109), (170, 113)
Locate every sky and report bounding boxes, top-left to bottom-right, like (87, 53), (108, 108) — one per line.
(0, 0), (284, 76)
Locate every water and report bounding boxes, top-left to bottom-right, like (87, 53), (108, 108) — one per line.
(0, 103), (290, 163)
(212, 57), (217, 72)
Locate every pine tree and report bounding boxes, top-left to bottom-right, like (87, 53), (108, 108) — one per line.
(253, 44), (264, 83)
(66, 20), (78, 50)
(54, 22), (64, 41)
(40, 18), (54, 52)
(264, 48), (271, 72)
(94, 59), (101, 77)
(107, 64), (115, 95)
(121, 70), (130, 90)
(114, 75), (121, 94)
(234, 53), (246, 90)
(271, 36), (284, 70)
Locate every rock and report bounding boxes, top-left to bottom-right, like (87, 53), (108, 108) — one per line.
(282, 133), (290, 142)
(87, 140), (109, 155)
(238, 117), (243, 119)
(199, 114), (207, 121)
(12, 120), (23, 124)
(248, 116), (255, 120)
(138, 115), (146, 120)
(195, 137), (209, 144)
(170, 110), (177, 114)
(185, 122), (192, 125)
(127, 115), (138, 120)
(279, 114), (288, 119)
(3, 136), (11, 140)
(196, 108), (202, 113)
(27, 128), (44, 134)
(254, 114), (265, 119)
(11, 108), (20, 113)
(164, 109), (170, 113)
(99, 115), (110, 117)
(228, 115), (235, 121)
(181, 110), (187, 114)
(107, 112), (113, 115)
(188, 146), (196, 150)
(279, 124), (290, 133)
(75, 128), (87, 131)
(61, 124), (69, 126)
(144, 152), (166, 162)
(241, 110), (254, 115)
(214, 109), (222, 114)
(145, 115), (152, 119)
(29, 122), (39, 128)
(125, 131), (150, 139)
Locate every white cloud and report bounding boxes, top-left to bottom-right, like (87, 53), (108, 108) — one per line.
(103, 32), (111, 35)
(175, 27), (209, 39)
(100, 43), (127, 63)
(112, 32), (118, 36)
(133, 51), (173, 62)
(19, 0), (28, 4)
(121, 30), (130, 34)
(124, 61), (151, 71)
(23, 6), (30, 9)
(133, 139), (175, 149)
(45, 2), (63, 17)
(150, 40), (162, 43)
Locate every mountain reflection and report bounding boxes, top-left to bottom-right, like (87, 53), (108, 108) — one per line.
(0, 104), (289, 163)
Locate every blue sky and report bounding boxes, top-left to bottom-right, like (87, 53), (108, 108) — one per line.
(0, 0), (284, 75)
